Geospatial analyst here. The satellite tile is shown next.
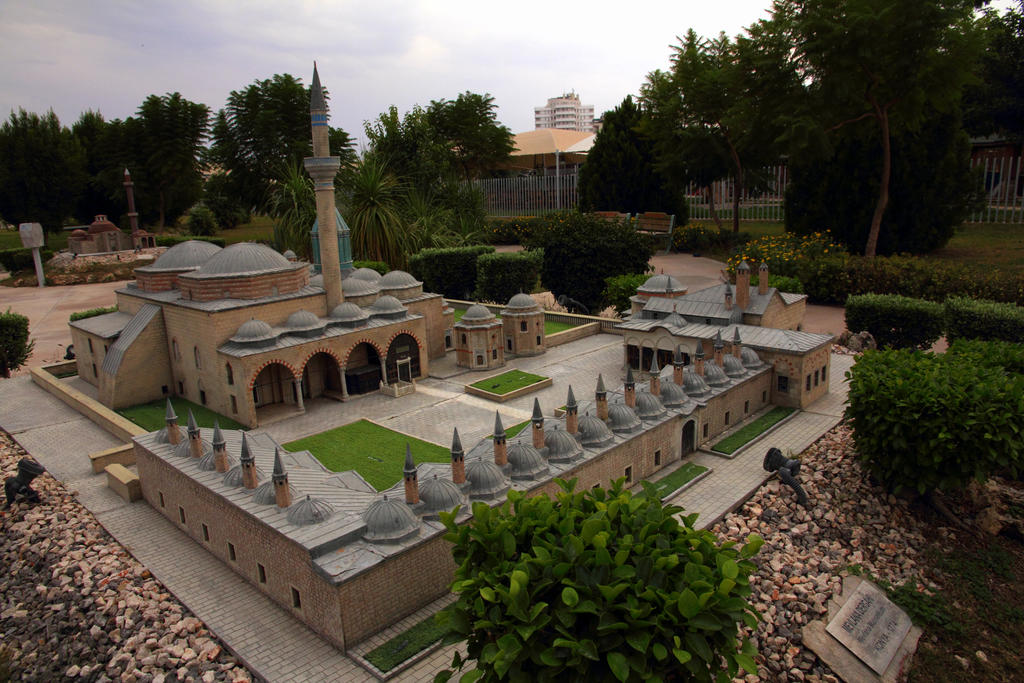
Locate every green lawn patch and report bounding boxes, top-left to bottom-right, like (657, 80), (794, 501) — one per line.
(364, 615), (448, 673)
(218, 215), (275, 245)
(486, 419), (530, 439)
(469, 370), (548, 396)
(452, 307), (578, 336)
(283, 419), (449, 491)
(118, 397), (246, 432)
(640, 462), (708, 500)
(711, 406), (795, 454)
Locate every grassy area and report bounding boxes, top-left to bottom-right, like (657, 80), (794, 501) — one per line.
(469, 370), (548, 395)
(452, 307), (578, 336)
(283, 419), (449, 491)
(117, 397), (246, 432)
(711, 406), (795, 455)
(364, 615), (448, 673)
(639, 462), (708, 500)
(218, 215), (275, 244)
(926, 222), (1024, 273)
(486, 419), (530, 439)
(0, 229), (70, 251)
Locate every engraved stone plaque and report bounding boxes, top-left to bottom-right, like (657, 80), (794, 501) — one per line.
(826, 580), (912, 675)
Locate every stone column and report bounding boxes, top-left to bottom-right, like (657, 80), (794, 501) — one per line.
(294, 378), (305, 411)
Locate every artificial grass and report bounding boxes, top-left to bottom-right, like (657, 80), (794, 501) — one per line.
(486, 419), (530, 439)
(640, 462), (708, 500)
(283, 419), (449, 491)
(117, 397), (246, 432)
(469, 370), (548, 395)
(711, 406), (795, 454)
(452, 307), (578, 336)
(364, 615), (448, 673)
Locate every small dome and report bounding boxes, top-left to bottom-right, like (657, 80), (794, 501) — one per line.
(608, 403), (642, 433)
(635, 391), (667, 420)
(379, 270), (420, 289)
(505, 293), (539, 310)
(578, 414), (614, 448)
(466, 458), (510, 500)
(639, 273), (684, 294)
(194, 242), (292, 277)
(659, 381), (688, 408)
(368, 295), (406, 319)
(544, 427), (583, 464)
(287, 495), (335, 526)
(230, 318), (276, 344)
(173, 439), (212, 459)
(284, 310), (325, 337)
(704, 362), (731, 388)
(723, 355), (747, 378)
(682, 369), (711, 398)
(329, 302), (369, 326)
(253, 480), (297, 506)
(460, 304), (495, 322)
(741, 347), (764, 369)
(88, 215), (120, 235)
(350, 267), (383, 282)
(198, 449), (238, 472)
(507, 443), (548, 480)
(363, 495), (420, 543)
(71, 229), (88, 238)
(282, 249), (297, 260)
(149, 240), (222, 271)
(223, 463), (265, 487)
(342, 277), (380, 296)
(420, 475), (464, 513)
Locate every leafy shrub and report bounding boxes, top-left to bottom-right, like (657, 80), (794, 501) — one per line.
(944, 297), (1024, 343)
(750, 274), (804, 294)
(797, 255), (853, 304)
(672, 223), (751, 254)
(845, 349), (1024, 494)
(408, 245), (495, 299)
(475, 250), (543, 304)
(437, 479), (762, 682)
(602, 273), (651, 313)
(947, 339), (1024, 375)
(845, 294), (944, 349)
(485, 216), (548, 245)
(0, 308), (34, 378)
(0, 248), (54, 272)
(187, 204), (218, 236)
(727, 232), (846, 279)
(202, 172), (250, 229)
(352, 259), (389, 275)
(155, 235), (226, 248)
(70, 306), (118, 322)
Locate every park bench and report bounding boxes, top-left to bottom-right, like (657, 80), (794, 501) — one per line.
(635, 212), (676, 252)
(592, 211), (633, 223)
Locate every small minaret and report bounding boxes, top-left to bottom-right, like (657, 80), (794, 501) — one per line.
(735, 261), (751, 310)
(624, 367), (636, 408)
(759, 262), (770, 295)
(450, 428), (466, 484)
(531, 398), (545, 450)
(673, 346), (685, 386)
(724, 284), (733, 311)
(595, 374), (609, 421)
(212, 421), (229, 473)
(123, 168), (140, 247)
(649, 355), (661, 397)
(695, 344), (706, 377)
(303, 63), (344, 310)
(733, 328), (743, 359)
(164, 398), (181, 445)
(493, 411), (508, 467)
(714, 330), (725, 367)
(565, 386), (578, 435)
(240, 433), (258, 489)
(403, 444), (420, 504)
(272, 447), (292, 508)
(187, 409), (202, 459)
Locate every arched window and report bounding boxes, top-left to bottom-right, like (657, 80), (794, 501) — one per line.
(172, 339), (180, 360)
(226, 363), (234, 385)
(461, 333), (467, 345)
(194, 347), (201, 369)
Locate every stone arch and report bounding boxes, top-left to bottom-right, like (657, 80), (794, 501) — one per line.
(341, 339), (385, 396)
(247, 358), (300, 389)
(385, 332), (422, 384)
(250, 360), (301, 415)
(301, 348), (345, 399)
(300, 346), (344, 372)
(340, 338), (385, 369)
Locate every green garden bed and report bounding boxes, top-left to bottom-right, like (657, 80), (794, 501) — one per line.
(640, 462), (709, 500)
(486, 419), (530, 439)
(117, 397), (245, 432)
(452, 307), (577, 336)
(711, 406), (795, 455)
(283, 419), (449, 491)
(364, 615), (448, 673)
(469, 370), (547, 395)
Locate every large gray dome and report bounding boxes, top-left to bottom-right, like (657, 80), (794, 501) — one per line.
(173, 438), (211, 459)
(222, 463), (265, 488)
(682, 369), (711, 398)
(659, 381), (688, 408)
(505, 293), (539, 310)
(639, 273), (684, 294)
(287, 495), (335, 526)
(284, 310), (325, 337)
(578, 414), (614, 448)
(466, 458), (509, 500)
(460, 304), (495, 323)
(252, 480), (298, 506)
(148, 240), (222, 271)
(229, 318), (276, 345)
(198, 448), (237, 472)
(363, 495), (420, 543)
(420, 475), (464, 513)
(635, 391), (667, 420)
(723, 355), (747, 379)
(192, 242), (293, 277)
(741, 347), (764, 369)
(350, 267), (383, 282)
(342, 277), (380, 296)
(329, 302), (369, 327)
(379, 270), (420, 289)
(368, 295), (406, 319)
(608, 403), (642, 433)
(704, 362), (731, 387)
(544, 427), (583, 464)
(507, 443), (548, 480)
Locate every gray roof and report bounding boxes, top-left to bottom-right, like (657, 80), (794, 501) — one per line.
(349, 267), (383, 282)
(617, 319), (832, 354)
(218, 312), (422, 358)
(118, 281), (325, 313)
(310, 63), (327, 112)
(69, 311), (133, 339)
(505, 293), (540, 310)
(460, 304), (495, 323)
(101, 304), (162, 374)
(137, 240), (221, 273)
(342, 277), (380, 296)
(379, 270), (420, 289)
(638, 273), (684, 294)
(182, 242), (298, 279)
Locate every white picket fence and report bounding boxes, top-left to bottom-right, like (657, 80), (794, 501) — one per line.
(968, 155), (1024, 224)
(474, 175), (579, 216)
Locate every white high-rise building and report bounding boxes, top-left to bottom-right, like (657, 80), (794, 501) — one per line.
(534, 92), (596, 132)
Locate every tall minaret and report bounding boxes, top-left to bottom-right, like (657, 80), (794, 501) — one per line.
(123, 168), (140, 247)
(304, 63), (344, 309)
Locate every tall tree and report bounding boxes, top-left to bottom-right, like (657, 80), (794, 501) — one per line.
(426, 92), (514, 181)
(0, 109), (87, 232)
(71, 110), (118, 222)
(364, 104), (454, 192)
(776, 0), (982, 256)
(963, 1), (1024, 139)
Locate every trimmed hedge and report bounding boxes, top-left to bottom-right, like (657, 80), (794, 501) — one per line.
(602, 272), (650, 313)
(845, 349), (1024, 495)
(70, 306), (118, 322)
(474, 250), (543, 304)
(944, 297), (1024, 343)
(154, 235), (227, 248)
(408, 245), (494, 299)
(756, 274), (804, 294)
(672, 223), (751, 254)
(947, 339), (1024, 375)
(845, 294), (944, 350)
(0, 248), (54, 272)
(352, 260), (389, 275)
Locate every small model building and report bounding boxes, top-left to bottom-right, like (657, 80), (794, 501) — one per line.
(69, 215), (141, 254)
(454, 304), (505, 370)
(501, 293), (545, 357)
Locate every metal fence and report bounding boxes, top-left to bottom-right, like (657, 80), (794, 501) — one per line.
(968, 155), (1024, 224)
(474, 175), (579, 216)
(685, 165), (789, 223)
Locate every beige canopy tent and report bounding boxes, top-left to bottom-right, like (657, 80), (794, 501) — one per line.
(503, 128), (595, 174)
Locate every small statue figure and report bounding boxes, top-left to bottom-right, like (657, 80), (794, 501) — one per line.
(763, 447), (808, 507)
(556, 294), (589, 315)
(4, 457), (46, 507)
(64, 344), (75, 360)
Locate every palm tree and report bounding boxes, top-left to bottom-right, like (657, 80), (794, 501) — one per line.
(266, 163), (315, 259)
(342, 155), (409, 267)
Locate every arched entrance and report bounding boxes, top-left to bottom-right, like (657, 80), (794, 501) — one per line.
(681, 420), (696, 455)
(302, 352), (344, 401)
(386, 334), (421, 384)
(344, 342), (382, 395)
(251, 362), (301, 424)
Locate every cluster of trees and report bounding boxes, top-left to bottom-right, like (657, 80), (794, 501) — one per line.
(582, 0), (1023, 257)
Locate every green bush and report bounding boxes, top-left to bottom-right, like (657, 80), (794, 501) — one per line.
(672, 223), (751, 254)
(728, 232), (846, 279)
(0, 308), (34, 378)
(797, 255), (853, 304)
(155, 235), (226, 248)
(202, 172), (250, 230)
(352, 259), (389, 275)
(484, 216), (548, 245)
(845, 294), (945, 350)
(845, 349), (1024, 494)
(944, 297), (1024, 343)
(408, 245), (495, 299)
(475, 250), (543, 304)
(947, 339), (1024, 375)
(70, 306), (118, 322)
(0, 248), (54, 272)
(187, 204), (218, 236)
(750, 274), (804, 294)
(437, 479), (762, 682)
(602, 273), (650, 313)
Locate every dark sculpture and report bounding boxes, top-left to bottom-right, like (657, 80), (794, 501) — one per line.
(4, 457), (46, 507)
(556, 294), (589, 315)
(763, 447), (808, 507)
(64, 344), (75, 360)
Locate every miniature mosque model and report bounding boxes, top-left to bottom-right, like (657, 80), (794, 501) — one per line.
(69, 67), (834, 651)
